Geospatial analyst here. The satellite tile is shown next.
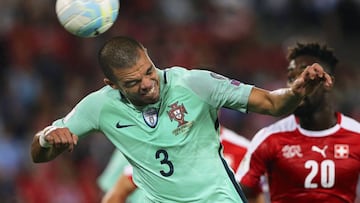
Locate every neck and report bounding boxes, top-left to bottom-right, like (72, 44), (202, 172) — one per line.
(298, 108), (337, 131)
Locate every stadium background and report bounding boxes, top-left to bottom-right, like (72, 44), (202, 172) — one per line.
(0, 0), (360, 202)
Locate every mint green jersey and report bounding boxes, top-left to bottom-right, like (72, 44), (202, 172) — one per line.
(97, 150), (143, 203)
(53, 67), (253, 202)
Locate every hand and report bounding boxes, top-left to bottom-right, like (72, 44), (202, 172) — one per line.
(290, 63), (333, 97)
(44, 127), (78, 152)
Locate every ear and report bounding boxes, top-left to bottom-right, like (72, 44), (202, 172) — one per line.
(104, 78), (119, 89)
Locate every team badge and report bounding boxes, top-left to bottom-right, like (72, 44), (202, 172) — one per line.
(142, 107), (159, 128)
(167, 102), (188, 127)
(167, 101), (193, 135)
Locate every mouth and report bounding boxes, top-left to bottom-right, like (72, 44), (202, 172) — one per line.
(147, 85), (156, 95)
(141, 82), (159, 101)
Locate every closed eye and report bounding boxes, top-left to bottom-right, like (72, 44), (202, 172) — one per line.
(124, 80), (140, 88)
(123, 65), (154, 88)
(146, 66), (154, 75)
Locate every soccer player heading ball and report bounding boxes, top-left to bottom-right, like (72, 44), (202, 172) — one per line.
(31, 36), (332, 202)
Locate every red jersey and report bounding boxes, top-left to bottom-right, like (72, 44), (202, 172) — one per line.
(220, 126), (249, 172)
(238, 113), (360, 203)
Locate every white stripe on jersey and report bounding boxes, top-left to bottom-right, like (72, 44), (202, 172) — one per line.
(248, 115), (297, 155)
(342, 115), (360, 133)
(220, 127), (250, 147)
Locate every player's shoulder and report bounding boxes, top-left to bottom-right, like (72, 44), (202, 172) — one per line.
(165, 66), (210, 73)
(162, 66), (189, 85)
(259, 115), (297, 135)
(165, 66), (217, 81)
(247, 115), (296, 154)
(165, 66), (189, 74)
(85, 85), (119, 99)
(251, 115), (296, 142)
(340, 113), (360, 133)
(78, 86), (119, 107)
(164, 66), (214, 91)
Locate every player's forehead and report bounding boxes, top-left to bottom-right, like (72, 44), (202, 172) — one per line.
(113, 50), (153, 81)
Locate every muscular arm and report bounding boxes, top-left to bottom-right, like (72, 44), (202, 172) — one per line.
(247, 63), (332, 116)
(247, 87), (302, 116)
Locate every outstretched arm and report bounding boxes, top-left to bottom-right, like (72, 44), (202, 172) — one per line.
(31, 126), (78, 163)
(247, 63), (332, 116)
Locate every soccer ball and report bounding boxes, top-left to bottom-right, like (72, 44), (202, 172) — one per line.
(55, 0), (120, 38)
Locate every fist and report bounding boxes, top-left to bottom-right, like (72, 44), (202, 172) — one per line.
(291, 63), (333, 97)
(42, 126), (78, 152)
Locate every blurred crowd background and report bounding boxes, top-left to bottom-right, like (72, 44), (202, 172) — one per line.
(1, 0), (360, 202)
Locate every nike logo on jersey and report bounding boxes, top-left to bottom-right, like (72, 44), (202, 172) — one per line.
(116, 122), (135, 128)
(311, 145), (328, 158)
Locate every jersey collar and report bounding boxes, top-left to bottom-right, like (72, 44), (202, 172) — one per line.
(295, 112), (341, 137)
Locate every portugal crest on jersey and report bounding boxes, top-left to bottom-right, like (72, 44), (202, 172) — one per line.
(167, 102), (188, 127)
(143, 107), (159, 128)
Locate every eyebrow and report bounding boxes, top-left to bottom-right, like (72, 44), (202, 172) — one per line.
(123, 65), (154, 83)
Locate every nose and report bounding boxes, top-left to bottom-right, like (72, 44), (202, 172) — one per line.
(140, 77), (153, 93)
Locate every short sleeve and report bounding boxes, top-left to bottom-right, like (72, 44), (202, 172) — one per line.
(183, 69), (254, 112)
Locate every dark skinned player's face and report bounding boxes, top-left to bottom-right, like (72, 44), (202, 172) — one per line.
(287, 55), (331, 117)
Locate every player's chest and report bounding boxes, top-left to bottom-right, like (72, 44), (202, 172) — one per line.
(272, 134), (360, 174)
(102, 96), (213, 143)
(268, 134), (360, 189)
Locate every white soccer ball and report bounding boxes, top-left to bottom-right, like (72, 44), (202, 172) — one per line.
(55, 0), (120, 38)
